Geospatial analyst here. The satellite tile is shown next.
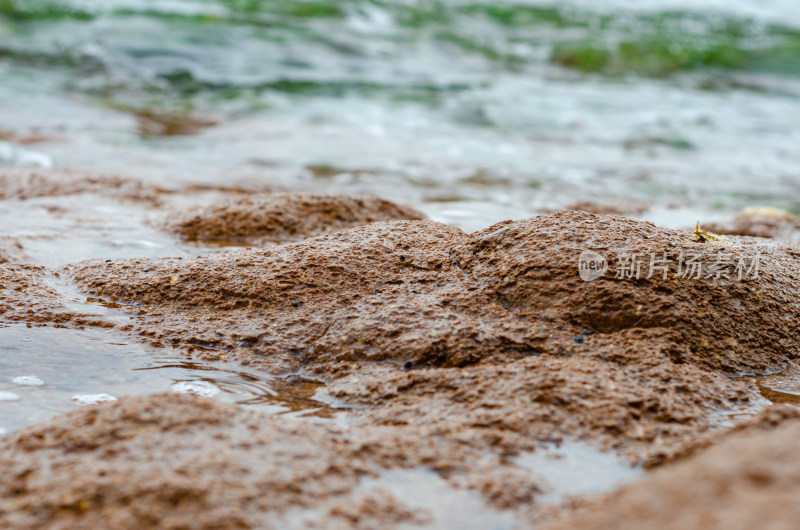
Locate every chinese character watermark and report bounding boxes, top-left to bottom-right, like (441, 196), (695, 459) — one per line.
(578, 250), (761, 282)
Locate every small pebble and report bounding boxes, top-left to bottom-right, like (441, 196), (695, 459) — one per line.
(573, 335), (585, 344)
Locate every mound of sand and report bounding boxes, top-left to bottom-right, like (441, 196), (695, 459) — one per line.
(0, 169), (159, 203)
(164, 193), (425, 244)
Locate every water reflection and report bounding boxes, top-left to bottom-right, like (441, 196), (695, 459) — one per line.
(0, 323), (334, 434)
(756, 364), (800, 406)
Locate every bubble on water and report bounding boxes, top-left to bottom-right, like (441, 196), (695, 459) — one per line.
(12, 375), (44, 386)
(0, 392), (21, 402)
(71, 393), (117, 406)
(171, 381), (220, 398)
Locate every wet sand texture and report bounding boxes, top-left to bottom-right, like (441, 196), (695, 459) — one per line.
(165, 192), (426, 244)
(0, 394), (396, 530)
(0, 237), (24, 264)
(543, 406), (800, 530)
(0, 169), (159, 203)
(706, 207), (800, 241)
(0, 265), (71, 323)
(3, 210), (800, 527)
(67, 211), (800, 464)
(74, 210), (800, 374)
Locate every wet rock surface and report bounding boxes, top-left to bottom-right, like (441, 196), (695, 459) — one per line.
(0, 393), (559, 529)
(66, 211), (800, 465)
(543, 406), (800, 530)
(0, 265), (72, 323)
(74, 210), (800, 375)
(564, 200), (649, 216)
(164, 192), (425, 244)
(0, 394), (380, 529)
(4, 205), (800, 528)
(0, 169), (159, 203)
(706, 207), (800, 242)
(0, 237), (24, 264)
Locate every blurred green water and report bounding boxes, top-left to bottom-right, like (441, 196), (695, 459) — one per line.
(1, 0), (800, 222)
(2, 1), (800, 109)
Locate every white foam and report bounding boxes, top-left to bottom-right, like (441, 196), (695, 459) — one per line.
(12, 375), (44, 386)
(71, 393), (117, 406)
(0, 392), (21, 402)
(171, 381), (220, 398)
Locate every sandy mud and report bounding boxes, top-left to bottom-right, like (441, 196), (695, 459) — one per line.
(164, 193), (425, 245)
(543, 406), (800, 530)
(0, 169), (160, 203)
(65, 211), (800, 465)
(0, 265), (74, 323)
(707, 207), (800, 242)
(3, 199), (800, 528)
(74, 210), (800, 375)
(0, 237), (24, 264)
(0, 394), (388, 529)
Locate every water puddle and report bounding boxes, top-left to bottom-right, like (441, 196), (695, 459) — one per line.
(356, 468), (517, 530)
(278, 443), (640, 528)
(0, 323), (335, 434)
(756, 364), (800, 406)
(279, 467), (518, 530)
(0, 196), (180, 268)
(515, 443), (642, 505)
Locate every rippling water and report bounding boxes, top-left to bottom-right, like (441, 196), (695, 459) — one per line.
(0, 322), (336, 433)
(1, 0), (800, 228)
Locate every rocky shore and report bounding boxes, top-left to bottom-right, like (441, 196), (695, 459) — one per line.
(1, 169), (800, 528)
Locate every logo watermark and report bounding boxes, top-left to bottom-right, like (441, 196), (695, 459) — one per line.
(578, 250), (608, 282)
(578, 250), (760, 282)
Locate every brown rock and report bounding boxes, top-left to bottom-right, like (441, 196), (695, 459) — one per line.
(8, 210), (800, 527)
(73, 210), (800, 375)
(565, 201), (649, 216)
(0, 264), (71, 323)
(0, 168), (159, 203)
(706, 207), (800, 241)
(0, 237), (24, 264)
(322, 353), (754, 467)
(542, 407), (800, 530)
(67, 211), (800, 464)
(0, 393), (547, 529)
(0, 394), (378, 529)
(0, 264), (108, 326)
(164, 192), (426, 244)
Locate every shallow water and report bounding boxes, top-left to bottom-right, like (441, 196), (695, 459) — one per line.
(277, 443), (641, 529)
(756, 364), (800, 405)
(353, 468), (519, 529)
(0, 323), (335, 433)
(515, 442), (642, 504)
